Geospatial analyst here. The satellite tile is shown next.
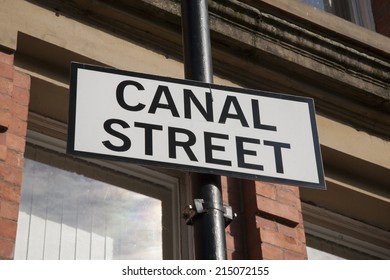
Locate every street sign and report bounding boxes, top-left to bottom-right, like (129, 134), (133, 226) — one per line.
(67, 62), (325, 189)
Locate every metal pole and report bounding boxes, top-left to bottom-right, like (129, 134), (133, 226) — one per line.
(181, 0), (214, 83)
(181, 0), (228, 260)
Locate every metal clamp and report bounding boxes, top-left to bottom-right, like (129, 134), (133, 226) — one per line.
(183, 199), (236, 227)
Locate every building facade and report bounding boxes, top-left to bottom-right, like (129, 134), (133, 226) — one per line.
(0, 0), (389, 259)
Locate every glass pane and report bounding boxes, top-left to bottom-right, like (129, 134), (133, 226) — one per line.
(301, 0), (326, 10)
(15, 159), (162, 260)
(307, 247), (344, 260)
(299, 0), (335, 12)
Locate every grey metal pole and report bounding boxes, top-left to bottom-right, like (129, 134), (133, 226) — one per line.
(181, 0), (228, 260)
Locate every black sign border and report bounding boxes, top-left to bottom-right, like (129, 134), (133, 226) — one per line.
(67, 62), (326, 190)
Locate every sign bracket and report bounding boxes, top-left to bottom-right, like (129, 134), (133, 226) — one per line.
(183, 199), (236, 227)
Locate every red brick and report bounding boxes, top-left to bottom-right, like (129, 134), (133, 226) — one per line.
(276, 187), (301, 207)
(276, 183), (300, 196)
(5, 133), (26, 153)
(222, 177), (242, 204)
(296, 224), (306, 242)
(11, 86), (30, 106)
(284, 249), (307, 260)
(277, 223), (298, 238)
(226, 179), (241, 198)
(0, 146), (7, 161)
(226, 233), (235, 251)
(255, 181), (276, 199)
(0, 162), (4, 180)
(226, 233), (243, 254)
(0, 133), (7, 146)
(0, 238), (14, 259)
(0, 77), (13, 95)
(0, 133), (6, 145)
(225, 222), (242, 242)
(0, 110), (11, 129)
(260, 227), (305, 254)
(0, 219), (17, 239)
(261, 243), (283, 260)
(0, 62), (14, 80)
(0, 200), (19, 221)
(7, 116), (27, 137)
(1, 164), (23, 186)
(242, 180), (258, 214)
(10, 102), (29, 121)
(256, 216), (277, 231)
(6, 149), (24, 168)
(222, 178), (230, 196)
(256, 195), (301, 224)
(0, 97), (11, 118)
(0, 181), (21, 202)
(0, 53), (14, 66)
(245, 228), (262, 259)
(226, 249), (234, 260)
(13, 71), (30, 90)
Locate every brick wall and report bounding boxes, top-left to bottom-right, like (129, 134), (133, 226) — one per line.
(0, 50), (30, 260)
(223, 177), (307, 259)
(372, 0), (390, 37)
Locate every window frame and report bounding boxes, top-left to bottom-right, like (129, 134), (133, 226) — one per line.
(300, 0), (376, 30)
(302, 202), (390, 259)
(333, 0), (376, 30)
(17, 121), (192, 259)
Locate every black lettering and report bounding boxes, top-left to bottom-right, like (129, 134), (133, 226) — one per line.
(236, 136), (264, 170)
(184, 89), (213, 121)
(218, 96), (249, 127)
(264, 140), (291, 173)
(252, 99), (277, 131)
(102, 119), (131, 152)
(148, 85), (180, 117)
(134, 122), (163, 156)
(204, 132), (232, 166)
(116, 80), (146, 111)
(168, 127), (198, 161)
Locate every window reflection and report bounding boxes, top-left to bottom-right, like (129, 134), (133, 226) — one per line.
(307, 247), (344, 260)
(299, 0), (375, 30)
(15, 159), (162, 260)
(300, 0), (333, 11)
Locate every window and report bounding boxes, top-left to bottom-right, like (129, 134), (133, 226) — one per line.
(307, 246), (344, 260)
(15, 159), (162, 260)
(302, 203), (390, 259)
(300, 0), (375, 30)
(301, 0), (333, 10)
(15, 129), (187, 259)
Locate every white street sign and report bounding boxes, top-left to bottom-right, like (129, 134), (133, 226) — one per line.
(68, 63), (325, 189)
